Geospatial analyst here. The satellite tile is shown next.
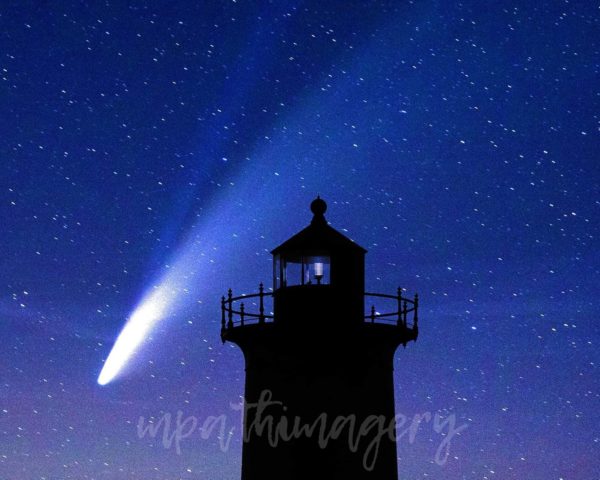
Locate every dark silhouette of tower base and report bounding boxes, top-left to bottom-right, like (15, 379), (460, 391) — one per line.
(221, 198), (418, 479)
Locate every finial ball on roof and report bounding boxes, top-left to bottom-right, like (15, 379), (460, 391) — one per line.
(310, 196), (327, 216)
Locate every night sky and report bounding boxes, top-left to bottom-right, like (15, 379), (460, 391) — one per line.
(1, 1), (599, 478)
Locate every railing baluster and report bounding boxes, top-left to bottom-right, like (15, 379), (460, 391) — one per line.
(240, 302), (245, 326)
(403, 300), (408, 327)
(227, 288), (233, 329)
(259, 282), (265, 324)
(371, 305), (376, 323)
(413, 293), (419, 329)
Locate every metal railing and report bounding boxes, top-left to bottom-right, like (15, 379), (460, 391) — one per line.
(221, 283), (274, 331)
(364, 289), (418, 329)
(221, 284), (419, 333)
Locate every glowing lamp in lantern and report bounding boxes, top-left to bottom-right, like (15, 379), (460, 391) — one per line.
(314, 262), (324, 284)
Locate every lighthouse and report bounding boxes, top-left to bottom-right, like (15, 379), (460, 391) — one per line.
(221, 197), (419, 479)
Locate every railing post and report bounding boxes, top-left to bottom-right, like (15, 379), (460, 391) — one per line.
(370, 305), (376, 323)
(413, 293), (419, 329)
(397, 287), (402, 326)
(227, 288), (233, 329)
(259, 282), (265, 324)
(240, 302), (245, 326)
(403, 300), (408, 327)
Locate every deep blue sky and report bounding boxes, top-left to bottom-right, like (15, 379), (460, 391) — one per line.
(1, 1), (598, 478)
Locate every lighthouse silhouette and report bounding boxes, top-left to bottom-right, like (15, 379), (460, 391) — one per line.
(221, 197), (419, 479)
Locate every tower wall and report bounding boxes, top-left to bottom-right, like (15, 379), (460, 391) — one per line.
(229, 324), (402, 480)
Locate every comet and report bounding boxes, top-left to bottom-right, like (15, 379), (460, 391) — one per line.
(96, 224), (207, 386)
(97, 288), (169, 385)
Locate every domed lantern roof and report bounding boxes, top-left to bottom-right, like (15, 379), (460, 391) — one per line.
(271, 197), (367, 256)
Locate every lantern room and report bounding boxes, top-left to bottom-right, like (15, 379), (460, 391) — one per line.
(270, 197), (366, 326)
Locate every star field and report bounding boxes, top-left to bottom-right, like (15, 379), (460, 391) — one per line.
(1, 1), (598, 478)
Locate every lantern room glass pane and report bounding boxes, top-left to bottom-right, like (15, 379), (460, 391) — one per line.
(284, 260), (303, 287)
(303, 255), (330, 285)
(274, 253), (331, 289)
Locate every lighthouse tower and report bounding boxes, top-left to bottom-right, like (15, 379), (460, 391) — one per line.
(221, 197), (419, 479)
